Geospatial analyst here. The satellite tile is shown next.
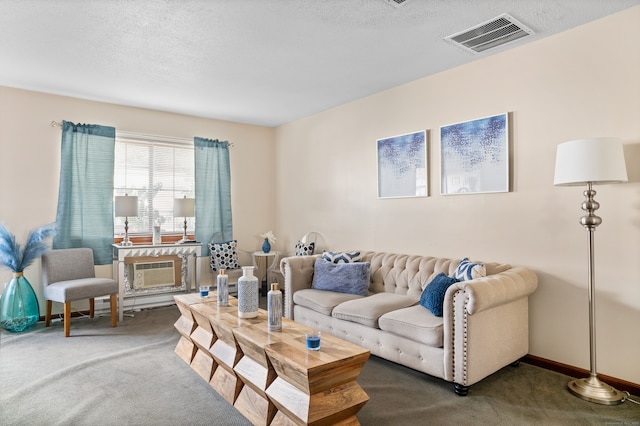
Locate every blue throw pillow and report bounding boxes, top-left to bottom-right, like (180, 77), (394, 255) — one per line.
(420, 273), (459, 317)
(312, 258), (370, 296)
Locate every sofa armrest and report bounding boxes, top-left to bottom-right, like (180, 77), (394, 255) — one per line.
(443, 266), (538, 387)
(281, 254), (321, 319)
(449, 266), (538, 315)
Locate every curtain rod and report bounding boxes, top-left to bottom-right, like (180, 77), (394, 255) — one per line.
(50, 121), (234, 147)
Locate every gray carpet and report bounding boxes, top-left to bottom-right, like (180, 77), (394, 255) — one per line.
(1, 305), (638, 426)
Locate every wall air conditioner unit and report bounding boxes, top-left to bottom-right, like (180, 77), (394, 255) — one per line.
(133, 260), (176, 289)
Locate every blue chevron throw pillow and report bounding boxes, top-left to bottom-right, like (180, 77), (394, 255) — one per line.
(453, 257), (486, 281)
(322, 251), (362, 264)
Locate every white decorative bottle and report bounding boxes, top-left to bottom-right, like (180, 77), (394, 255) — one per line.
(267, 283), (282, 331)
(152, 225), (162, 245)
(237, 266), (259, 318)
(217, 269), (229, 307)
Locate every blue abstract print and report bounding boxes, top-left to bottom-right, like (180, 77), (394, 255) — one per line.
(440, 114), (509, 195)
(377, 130), (427, 198)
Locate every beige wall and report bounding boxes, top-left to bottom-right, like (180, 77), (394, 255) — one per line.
(275, 7), (640, 383)
(1, 7), (638, 385)
(0, 87), (276, 305)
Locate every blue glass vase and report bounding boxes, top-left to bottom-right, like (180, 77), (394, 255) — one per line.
(0, 273), (40, 333)
(262, 239), (271, 253)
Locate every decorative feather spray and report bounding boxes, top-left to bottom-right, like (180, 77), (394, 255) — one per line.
(0, 222), (56, 273)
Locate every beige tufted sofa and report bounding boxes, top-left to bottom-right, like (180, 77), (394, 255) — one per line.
(281, 251), (538, 395)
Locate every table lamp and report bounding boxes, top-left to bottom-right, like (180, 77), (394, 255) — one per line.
(174, 196), (195, 243)
(115, 194), (138, 246)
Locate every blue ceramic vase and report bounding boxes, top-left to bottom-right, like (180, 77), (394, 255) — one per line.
(262, 239), (271, 253)
(0, 273), (40, 332)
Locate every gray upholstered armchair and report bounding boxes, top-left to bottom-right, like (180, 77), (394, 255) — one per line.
(41, 248), (118, 337)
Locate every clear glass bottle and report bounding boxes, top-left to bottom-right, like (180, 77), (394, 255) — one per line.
(267, 282), (282, 332)
(217, 269), (229, 307)
(237, 266), (259, 318)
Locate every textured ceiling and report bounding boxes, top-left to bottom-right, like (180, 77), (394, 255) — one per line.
(1, 1), (638, 127)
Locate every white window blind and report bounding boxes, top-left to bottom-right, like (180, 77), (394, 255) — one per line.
(114, 132), (194, 236)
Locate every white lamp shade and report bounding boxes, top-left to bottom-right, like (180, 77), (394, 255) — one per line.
(174, 197), (195, 217)
(554, 138), (628, 186)
(115, 195), (138, 217)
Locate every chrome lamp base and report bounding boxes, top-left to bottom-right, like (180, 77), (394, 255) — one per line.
(568, 375), (624, 405)
(120, 218), (133, 246)
(178, 218), (190, 244)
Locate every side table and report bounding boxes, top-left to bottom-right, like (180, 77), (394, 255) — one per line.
(252, 251), (279, 296)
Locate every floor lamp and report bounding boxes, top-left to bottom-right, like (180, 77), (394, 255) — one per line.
(115, 194), (138, 246)
(174, 196), (195, 243)
(553, 138), (628, 405)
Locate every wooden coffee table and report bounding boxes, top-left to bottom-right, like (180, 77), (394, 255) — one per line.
(173, 293), (370, 425)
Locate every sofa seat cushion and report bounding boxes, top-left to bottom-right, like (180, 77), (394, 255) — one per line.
(293, 289), (363, 316)
(332, 293), (418, 328)
(379, 305), (444, 348)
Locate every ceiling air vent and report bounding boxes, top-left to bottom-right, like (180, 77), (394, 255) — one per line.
(445, 13), (534, 54)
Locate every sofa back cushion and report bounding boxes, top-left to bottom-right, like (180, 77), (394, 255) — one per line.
(359, 251), (511, 299)
(360, 252), (458, 299)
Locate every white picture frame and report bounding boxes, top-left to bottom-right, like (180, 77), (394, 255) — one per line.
(440, 113), (509, 195)
(377, 130), (427, 198)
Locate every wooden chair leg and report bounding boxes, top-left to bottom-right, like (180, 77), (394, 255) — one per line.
(110, 294), (117, 327)
(64, 302), (71, 337)
(89, 298), (95, 318)
(45, 300), (52, 327)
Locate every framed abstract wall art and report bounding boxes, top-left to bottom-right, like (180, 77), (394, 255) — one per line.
(440, 113), (509, 195)
(377, 130), (427, 198)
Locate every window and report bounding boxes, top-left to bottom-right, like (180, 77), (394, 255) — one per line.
(114, 132), (194, 237)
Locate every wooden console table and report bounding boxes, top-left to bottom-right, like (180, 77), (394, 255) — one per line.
(173, 293), (370, 425)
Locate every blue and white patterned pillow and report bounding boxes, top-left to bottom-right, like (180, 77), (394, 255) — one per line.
(453, 257), (486, 281)
(322, 251), (362, 264)
(295, 240), (315, 256)
(209, 240), (240, 271)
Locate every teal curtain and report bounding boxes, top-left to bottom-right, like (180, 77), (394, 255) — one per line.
(53, 121), (115, 265)
(194, 137), (232, 256)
